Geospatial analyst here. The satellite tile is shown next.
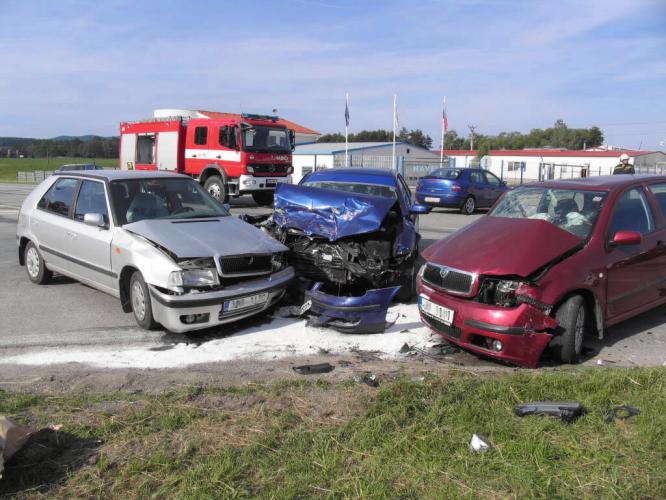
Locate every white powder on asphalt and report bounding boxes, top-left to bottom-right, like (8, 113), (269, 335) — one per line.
(3, 303), (439, 369)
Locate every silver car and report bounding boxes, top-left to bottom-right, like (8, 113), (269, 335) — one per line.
(16, 171), (294, 333)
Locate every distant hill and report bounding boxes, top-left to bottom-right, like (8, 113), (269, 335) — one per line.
(50, 135), (116, 142)
(0, 135), (119, 158)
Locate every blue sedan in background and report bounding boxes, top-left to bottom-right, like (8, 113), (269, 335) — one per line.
(415, 168), (510, 215)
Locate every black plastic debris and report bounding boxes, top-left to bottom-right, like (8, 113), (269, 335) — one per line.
(514, 402), (585, 423)
(292, 363), (335, 375)
(353, 373), (379, 387)
(606, 405), (640, 423)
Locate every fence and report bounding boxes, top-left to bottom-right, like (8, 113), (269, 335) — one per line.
(16, 171), (54, 183)
(332, 155), (448, 186)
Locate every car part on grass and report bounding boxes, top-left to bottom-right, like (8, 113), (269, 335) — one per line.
(301, 283), (401, 334)
(292, 362), (335, 375)
(353, 373), (380, 387)
(0, 417), (36, 479)
(514, 402), (585, 423)
(469, 433), (490, 453)
(606, 405), (640, 423)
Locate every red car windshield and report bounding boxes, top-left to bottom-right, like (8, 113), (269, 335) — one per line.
(489, 186), (608, 239)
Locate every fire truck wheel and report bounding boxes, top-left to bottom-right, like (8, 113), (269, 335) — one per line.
(252, 191), (274, 206)
(204, 176), (229, 203)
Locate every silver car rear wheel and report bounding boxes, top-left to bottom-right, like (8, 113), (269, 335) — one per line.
(26, 246), (40, 279)
(24, 241), (52, 284)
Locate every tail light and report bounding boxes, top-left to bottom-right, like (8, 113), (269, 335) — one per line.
(451, 184), (462, 192)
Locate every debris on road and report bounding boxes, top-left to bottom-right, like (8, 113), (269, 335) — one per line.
(606, 405), (640, 423)
(292, 362), (335, 375)
(0, 416), (36, 478)
(353, 372), (379, 387)
(469, 433), (490, 453)
(514, 402), (585, 423)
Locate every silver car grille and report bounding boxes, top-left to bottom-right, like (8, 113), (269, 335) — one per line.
(422, 263), (475, 296)
(219, 254), (272, 277)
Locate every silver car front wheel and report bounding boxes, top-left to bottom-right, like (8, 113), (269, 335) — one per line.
(129, 271), (158, 330)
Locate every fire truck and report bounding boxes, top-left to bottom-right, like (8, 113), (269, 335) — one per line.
(119, 109), (294, 205)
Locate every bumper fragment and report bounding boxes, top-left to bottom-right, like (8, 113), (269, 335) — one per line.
(304, 282), (401, 334)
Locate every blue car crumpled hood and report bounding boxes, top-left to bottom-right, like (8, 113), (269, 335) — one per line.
(272, 183), (397, 241)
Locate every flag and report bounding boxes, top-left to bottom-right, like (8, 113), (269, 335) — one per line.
(442, 98), (448, 132)
(345, 94), (350, 127)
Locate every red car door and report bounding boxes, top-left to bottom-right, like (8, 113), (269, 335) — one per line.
(605, 186), (663, 321)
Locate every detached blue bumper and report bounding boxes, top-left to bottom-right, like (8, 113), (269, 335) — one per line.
(415, 190), (465, 207)
(304, 283), (401, 334)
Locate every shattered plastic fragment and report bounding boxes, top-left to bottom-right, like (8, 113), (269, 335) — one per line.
(292, 363), (335, 375)
(469, 433), (490, 453)
(514, 402), (585, 423)
(606, 405), (640, 423)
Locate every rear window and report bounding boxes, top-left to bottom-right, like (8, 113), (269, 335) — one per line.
(429, 168), (461, 179)
(37, 178), (79, 217)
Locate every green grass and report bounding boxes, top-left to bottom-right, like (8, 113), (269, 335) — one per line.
(1, 368), (665, 498)
(0, 157), (117, 182)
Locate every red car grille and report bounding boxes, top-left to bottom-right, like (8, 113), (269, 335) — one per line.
(422, 263), (475, 296)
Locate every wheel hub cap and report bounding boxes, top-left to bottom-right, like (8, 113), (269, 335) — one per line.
(26, 247), (40, 278)
(132, 281), (146, 321)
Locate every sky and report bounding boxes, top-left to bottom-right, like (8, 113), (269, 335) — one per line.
(1, 0), (665, 149)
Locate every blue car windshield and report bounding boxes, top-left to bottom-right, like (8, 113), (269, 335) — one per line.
(301, 180), (397, 199)
(429, 168), (462, 179)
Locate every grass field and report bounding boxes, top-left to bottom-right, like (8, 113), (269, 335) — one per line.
(0, 157), (118, 182)
(1, 368), (664, 498)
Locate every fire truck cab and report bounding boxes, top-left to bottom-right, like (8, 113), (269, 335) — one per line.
(119, 109), (294, 205)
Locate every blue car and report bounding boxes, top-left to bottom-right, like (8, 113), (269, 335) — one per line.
(261, 168), (429, 332)
(416, 168), (510, 215)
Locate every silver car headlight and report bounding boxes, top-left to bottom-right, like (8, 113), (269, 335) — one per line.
(167, 268), (220, 291)
(271, 252), (287, 272)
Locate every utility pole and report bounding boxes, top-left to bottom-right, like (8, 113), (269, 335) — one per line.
(467, 125), (477, 151)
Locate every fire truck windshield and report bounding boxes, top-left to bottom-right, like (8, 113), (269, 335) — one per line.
(242, 126), (290, 153)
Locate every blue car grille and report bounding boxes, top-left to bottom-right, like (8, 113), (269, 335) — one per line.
(422, 263), (475, 295)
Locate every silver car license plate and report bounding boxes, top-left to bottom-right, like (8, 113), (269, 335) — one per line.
(224, 292), (269, 313)
(419, 296), (454, 325)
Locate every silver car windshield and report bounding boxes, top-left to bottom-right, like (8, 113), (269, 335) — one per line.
(111, 178), (230, 225)
(489, 186), (608, 239)
(301, 181), (397, 199)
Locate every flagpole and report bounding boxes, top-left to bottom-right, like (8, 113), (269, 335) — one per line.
(440, 96), (446, 168)
(392, 94), (397, 170)
(345, 93), (349, 167)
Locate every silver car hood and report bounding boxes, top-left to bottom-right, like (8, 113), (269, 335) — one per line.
(124, 216), (288, 259)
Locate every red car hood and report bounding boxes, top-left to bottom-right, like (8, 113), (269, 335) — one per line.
(422, 216), (583, 278)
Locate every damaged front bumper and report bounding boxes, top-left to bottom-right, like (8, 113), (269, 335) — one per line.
(148, 267), (295, 333)
(417, 278), (557, 368)
(303, 282), (401, 334)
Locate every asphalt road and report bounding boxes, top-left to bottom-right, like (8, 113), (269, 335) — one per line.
(1, 182), (665, 368)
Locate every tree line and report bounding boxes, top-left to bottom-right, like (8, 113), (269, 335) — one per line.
(0, 136), (119, 159)
(318, 128), (434, 149)
(318, 120), (604, 154)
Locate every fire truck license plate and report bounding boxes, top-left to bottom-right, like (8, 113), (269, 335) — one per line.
(419, 296), (454, 325)
(223, 292), (269, 313)
(266, 178), (277, 187)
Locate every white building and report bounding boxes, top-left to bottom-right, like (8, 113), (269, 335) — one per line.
(439, 149), (666, 183)
(293, 141), (440, 183)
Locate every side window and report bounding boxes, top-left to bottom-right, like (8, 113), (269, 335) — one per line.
(483, 171), (501, 186)
(470, 171), (484, 184)
(194, 126), (208, 146)
(609, 188), (655, 237)
(37, 178), (79, 217)
(74, 180), (109, 223)
(219, 126), (238, 149)
(397, 174), (412, 205)
(648, 183), (666, 218)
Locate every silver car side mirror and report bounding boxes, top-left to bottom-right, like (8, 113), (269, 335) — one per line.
(84, 213), (106, 228)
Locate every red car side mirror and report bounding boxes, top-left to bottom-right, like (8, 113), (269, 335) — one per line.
(610, 230), (641, 246)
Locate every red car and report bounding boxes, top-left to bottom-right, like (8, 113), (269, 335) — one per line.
(417, 175), (666, 367)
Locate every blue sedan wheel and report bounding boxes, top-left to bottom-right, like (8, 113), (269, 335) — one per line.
(461, 196), (475, 215)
